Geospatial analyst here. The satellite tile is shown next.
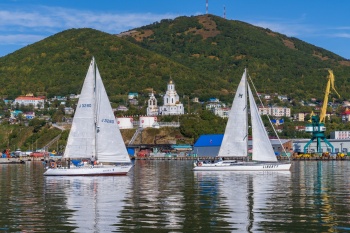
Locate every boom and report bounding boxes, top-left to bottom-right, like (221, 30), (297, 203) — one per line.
(319, 69), (340, 123)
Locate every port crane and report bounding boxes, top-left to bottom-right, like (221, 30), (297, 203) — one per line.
(304, 69), (340, 153)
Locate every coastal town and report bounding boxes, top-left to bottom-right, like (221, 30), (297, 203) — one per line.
(2, 75), (350, 160)
(1, 0), (350, 231)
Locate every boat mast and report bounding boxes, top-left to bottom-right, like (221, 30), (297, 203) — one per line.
(245, 68), (249, 161)
(93, 57), (98, 160)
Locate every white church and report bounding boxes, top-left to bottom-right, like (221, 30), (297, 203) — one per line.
(146, 79), (184, 116)
(146, 91), (159, 116)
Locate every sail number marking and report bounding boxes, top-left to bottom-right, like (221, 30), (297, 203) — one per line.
(79, 104), (92, 108)
(263, 165), (279, 169)
(102, 119), (114, 124)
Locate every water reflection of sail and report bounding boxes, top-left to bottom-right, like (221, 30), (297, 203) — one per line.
(45, 176), (130, 232)
(195, 171), (291, 232)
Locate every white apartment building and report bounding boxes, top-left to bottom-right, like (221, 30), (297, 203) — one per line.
(13, 96), (45, 109)
(330, 131), (350, 139)
(258, 106), (291, 117)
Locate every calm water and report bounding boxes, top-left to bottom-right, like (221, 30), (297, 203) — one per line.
(0, 160), (350, 232)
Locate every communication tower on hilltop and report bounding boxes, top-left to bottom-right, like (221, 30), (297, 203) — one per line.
(206, 0), (208, 14)
(224, 5), (226, 19)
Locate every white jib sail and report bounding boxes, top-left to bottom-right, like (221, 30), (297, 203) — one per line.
(63, 58), (96, 159)
(95, 64), (130, 163)
(218, 69), (248, 157)
(248, 84), (277, 162)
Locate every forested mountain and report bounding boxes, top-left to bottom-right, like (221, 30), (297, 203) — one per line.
(122, 14), (350, 102)
(0, 28), (207, 101)
(0, 14), (349, 103)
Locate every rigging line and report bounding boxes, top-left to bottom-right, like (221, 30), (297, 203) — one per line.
(247, 73), (291, 162)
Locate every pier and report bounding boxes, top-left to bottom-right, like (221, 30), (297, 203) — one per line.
(133, 155), (350, 161)
(1, 154), (348, 164)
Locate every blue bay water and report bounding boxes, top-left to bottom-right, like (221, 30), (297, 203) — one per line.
(0, 160), (349, 232)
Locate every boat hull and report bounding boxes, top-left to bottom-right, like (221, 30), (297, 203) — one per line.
(43, 164), (133, 176)
(193, 162), (291, 171)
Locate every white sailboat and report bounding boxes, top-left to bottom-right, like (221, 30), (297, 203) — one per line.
(193, 69), (291, 171)
(44, 57), (133, 176)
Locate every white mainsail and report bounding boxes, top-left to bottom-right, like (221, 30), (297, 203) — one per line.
(218, 69), (248, 157)
(63, 59), (96, 159)
(63, 57), (130, 163)
(248, 84), (277, 162)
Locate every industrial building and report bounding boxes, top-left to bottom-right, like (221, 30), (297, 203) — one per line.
(293, 138), (350, 154)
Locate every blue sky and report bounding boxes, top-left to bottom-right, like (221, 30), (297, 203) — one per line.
(0, 0), (349, 59)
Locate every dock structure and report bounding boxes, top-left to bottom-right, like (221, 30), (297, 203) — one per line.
(1, 154), (349, 164)
(0, 158), (26, 164)
(133, 154), (349, 161)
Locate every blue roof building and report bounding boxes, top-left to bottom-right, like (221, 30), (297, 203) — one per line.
(193, 134), (224, 157)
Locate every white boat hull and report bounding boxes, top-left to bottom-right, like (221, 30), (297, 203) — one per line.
(43, 164), (133, 176)
(193, 161), (291, 171)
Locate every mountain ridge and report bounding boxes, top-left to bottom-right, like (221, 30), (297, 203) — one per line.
(0, 14), (349, 103)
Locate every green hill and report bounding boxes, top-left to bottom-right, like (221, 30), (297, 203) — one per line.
(0, 28), (207, 101)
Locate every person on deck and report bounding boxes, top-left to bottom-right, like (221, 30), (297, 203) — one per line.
(91, 156), (95, 167)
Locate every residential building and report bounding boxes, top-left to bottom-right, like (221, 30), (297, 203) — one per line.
(258, 106), (291, 117)
(64, 107), (74, 115)
(330, 131), (350, 140)
(10, 110), (23, 119)
(278, 95), (288, 101)
(206, 102), (223, 110)
(206, 98), (228, 118)
(128, 92), (138, 100)
(24, 112), (35, 120)
(293, 113), (305, 121)
(342, 108), (350, 122)
(295, 125), (306, 131)
(214, 107), (230, 118)
(13, 96), (45, 109)
(342, 101), (350, 107)
(116, 105), (128, 112)
(192, 97), (199, 103)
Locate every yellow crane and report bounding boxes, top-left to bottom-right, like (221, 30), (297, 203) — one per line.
(304, 69), (340, 153)
(319, 69), (340, 123)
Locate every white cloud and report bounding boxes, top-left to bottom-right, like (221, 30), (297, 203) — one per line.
(0, 5), (178, 49)
(0, 34), (44, 45)
(0, 7), (178, 33)
(247, 20), (315, 37)
(0, 10), (58, 28)
(333, 33), (350, 39)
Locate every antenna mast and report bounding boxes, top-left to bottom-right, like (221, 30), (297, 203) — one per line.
(206, 0), (208, 14)
(224, 5), (226, 19)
